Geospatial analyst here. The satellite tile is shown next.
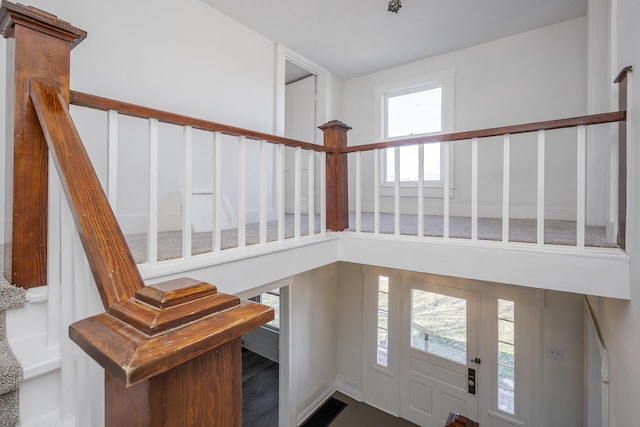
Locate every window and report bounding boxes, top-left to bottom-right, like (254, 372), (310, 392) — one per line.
(252, 289), (280, 330)
(410, 289), (467, 365)
(497, 299), (515, 415)
(375, 71), (454, 192)
(376, 276), (390, 367)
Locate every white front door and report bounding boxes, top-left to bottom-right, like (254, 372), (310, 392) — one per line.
(400, 280), (480, 426)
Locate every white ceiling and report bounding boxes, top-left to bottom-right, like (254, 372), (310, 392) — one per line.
(202, 0), (587, 80)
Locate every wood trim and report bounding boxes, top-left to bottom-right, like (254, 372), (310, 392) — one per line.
(0, 1), (85, 288)
(320, 120), (351, 231)
(614, 66), (632, 84)
(30, 78), (143, 306)
(70, 90), (333, 153)
(615, 67), (631, 250)
(340, 111), (626, 153)
(70, 299), (273, 387)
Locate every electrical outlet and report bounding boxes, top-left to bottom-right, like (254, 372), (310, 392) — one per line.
(546, 345), (564, 361)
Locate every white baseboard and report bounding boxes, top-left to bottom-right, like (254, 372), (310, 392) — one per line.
(336, 375), (362, 401)
(296, 376), (337, 425)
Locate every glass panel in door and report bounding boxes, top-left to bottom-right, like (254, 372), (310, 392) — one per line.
(411, 289), (467, 364)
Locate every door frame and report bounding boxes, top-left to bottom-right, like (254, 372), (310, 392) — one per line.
(361, 267), (543, 427)
(274, 44), (331, 142)
(399, 278), (480, 426)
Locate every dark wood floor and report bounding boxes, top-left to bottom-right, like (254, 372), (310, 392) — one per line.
(242, 349), (279, 427)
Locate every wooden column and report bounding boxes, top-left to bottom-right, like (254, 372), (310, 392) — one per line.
(0, 2), (86, 287)
(320, 120), (351, 231)
(70, 278), (273, 427)
(614, 66), (632, 250)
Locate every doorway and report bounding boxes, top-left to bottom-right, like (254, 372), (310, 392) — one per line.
(362, 268), (541, 427)
(399, 281), (479, 426)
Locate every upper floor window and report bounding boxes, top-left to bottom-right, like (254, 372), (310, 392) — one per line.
(375, 71), (455, 189)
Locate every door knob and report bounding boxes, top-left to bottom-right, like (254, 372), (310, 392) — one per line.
(470, 357), (481, 364)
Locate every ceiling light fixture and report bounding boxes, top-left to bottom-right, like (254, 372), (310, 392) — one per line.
(387, 0), (402, 13)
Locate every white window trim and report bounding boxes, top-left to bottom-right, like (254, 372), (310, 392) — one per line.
(374, 70), (455, 198)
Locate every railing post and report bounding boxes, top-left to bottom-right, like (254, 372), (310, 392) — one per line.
(319, 120), (351, 231)
(0, 2), (86, 287)
(614, 66), (632, 250)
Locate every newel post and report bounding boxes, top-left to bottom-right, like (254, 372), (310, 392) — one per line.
(0, 2), (86, 287)
(320, 120), (351, 231)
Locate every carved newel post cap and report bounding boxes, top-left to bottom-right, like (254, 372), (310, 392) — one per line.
(0, 1), (86, 47)
(69, 277), (274, 387)
(318, 120), (352, 132)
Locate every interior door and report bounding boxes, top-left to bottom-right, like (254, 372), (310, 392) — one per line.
(284, 75), (316, 214)
(400, 281), (479, 426)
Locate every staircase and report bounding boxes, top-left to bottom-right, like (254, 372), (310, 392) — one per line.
(0, 247), (26, 427)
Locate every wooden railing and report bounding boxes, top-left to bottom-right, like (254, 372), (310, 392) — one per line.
(68, 91), (341, 269)
(1, 3), (272, 426)
(341, 111), (627, 249)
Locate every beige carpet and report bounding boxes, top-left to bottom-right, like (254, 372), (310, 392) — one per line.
(124, 213), (616, 264)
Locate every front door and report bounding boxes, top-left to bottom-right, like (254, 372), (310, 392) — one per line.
(400, 280), (480, 426)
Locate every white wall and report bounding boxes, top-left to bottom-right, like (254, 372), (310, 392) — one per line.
(0, 0), (283, 237)
(542, 291), (585, 427)
(336, 262), (364, 398)
(291, 264), (340, 422)
(342, 18), (590, 221)
(587, 0), (640, 425)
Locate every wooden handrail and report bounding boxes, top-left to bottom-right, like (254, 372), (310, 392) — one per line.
(70, 90), (333, 153)
(340, 111), (626, 153)
(33, 78), (274, 426)
(30, 79), (143, 307)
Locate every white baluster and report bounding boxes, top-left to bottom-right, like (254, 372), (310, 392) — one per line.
(320, 151), (327, 235)
(308, 150), (315, 236)
(107, 110), (118, 210)
(260, 140), (268, 245)
(394, 146), (400, 236)
(502, 135), (510, 244)
(213, 132), (222, 252)
(295, 146), (302, 239)
(277, 144), (285, 241)
(182, 126), (192, 260)
(356, 151), (362, 233)
(537, 130), (546, 246)
(577, 125), (586, 249)
(471, 138), (478, 241)
(148, 118), (158, 265)
(238, 136), (247, 248)
(374, 149), (380, 234)
(444, 142), (450, 239)
(418, 144), (424, 237)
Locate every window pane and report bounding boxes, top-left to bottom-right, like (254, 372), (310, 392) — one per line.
(376, 276), (390, 367)
(379, 276), (389, 293)
(262, 292), (280, 329)
(385, 143), (442, 182)
(498, 319), (515, 344)
(410, 289), (467, 364)
(377, 346), (388, 366)
(387, 88), (442, 138)
(497, 299), (515, 415)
